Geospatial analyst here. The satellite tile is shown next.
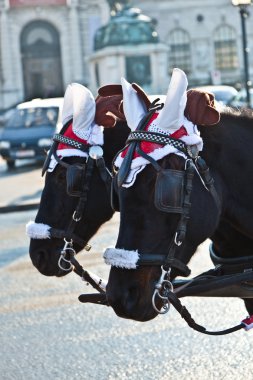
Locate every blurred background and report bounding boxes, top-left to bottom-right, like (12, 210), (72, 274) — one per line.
(1, 0), (253, 171)
(0, 0), (253, 110)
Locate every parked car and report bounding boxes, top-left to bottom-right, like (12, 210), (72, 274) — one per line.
(228, 88), (253, 109)
(0, 97), (64, 169)
(0, 107), (16, 129)
(191, 85), (238, 106)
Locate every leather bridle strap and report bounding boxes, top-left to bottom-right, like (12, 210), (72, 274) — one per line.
(47, 156), (95, 249)
(195, 157), (221, 210)
(162, 160), (195, 276)
(117, 100), (163, 187)
(53, 133), (91, 152)
(134, 145), (193, 276)
(167, 290), (245, 335)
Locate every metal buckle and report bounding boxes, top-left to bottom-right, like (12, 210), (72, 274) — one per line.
(58, 238), (76, 271)
(73, 210), (82, 222)
(152, 266), (173, 314)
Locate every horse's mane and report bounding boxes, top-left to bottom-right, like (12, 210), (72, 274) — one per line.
(220, 105), (253, 119)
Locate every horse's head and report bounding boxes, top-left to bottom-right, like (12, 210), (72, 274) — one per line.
(105, 69), (221, 321)
(28, 83), (129, 276)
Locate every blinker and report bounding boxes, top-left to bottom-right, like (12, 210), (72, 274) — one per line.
(154, 169), (185, 213)
(66, 164), (85, 197)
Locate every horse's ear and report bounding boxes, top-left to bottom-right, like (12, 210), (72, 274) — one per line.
(95, 84), (126, 128)
(98, 84), (122, 97)
(185, 89), (220, 126)
(95, 94), (125, 128)
(132, 83), (151, 110)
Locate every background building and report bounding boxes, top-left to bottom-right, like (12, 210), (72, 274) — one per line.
(0, 0), (251, 110)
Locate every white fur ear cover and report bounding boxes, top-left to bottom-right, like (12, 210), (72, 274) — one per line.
(157, 68), (188, 132)
(121, 77), (147, 131)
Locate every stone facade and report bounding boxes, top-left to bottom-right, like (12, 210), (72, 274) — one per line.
(0, 0), (109, 110)
(0, 0), (252, 110)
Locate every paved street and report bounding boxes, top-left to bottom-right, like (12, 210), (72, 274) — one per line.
(1, 162), (253, 380)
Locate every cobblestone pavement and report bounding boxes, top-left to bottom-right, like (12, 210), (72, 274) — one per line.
(1, 209), (253, 380)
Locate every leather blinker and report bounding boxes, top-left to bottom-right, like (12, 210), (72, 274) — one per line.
(66, 164), (85, 197)
(154, 169), (185, 213)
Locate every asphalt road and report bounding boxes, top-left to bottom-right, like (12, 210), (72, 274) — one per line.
(1, 161), (253, 380)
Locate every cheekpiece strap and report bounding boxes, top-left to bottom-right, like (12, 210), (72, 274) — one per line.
(53, 133), (90, 153)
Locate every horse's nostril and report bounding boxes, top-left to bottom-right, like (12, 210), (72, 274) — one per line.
(125, 286), (139, 308)
(107, 285), (140, 316)
(30, 249), (48, 270)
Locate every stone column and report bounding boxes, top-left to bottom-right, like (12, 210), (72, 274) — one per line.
(69, 0), (84, 82)
(0, 8), (16, 108)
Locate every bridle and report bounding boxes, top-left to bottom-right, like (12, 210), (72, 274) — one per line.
(41, 122), (111, 297)
(109, 103), (253, 334)
(112, 102), (221, 278)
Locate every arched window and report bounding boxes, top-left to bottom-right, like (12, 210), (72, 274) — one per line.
(20, 21), (63, 100)
(214, 25), (238, 70)
(168, 28), (191, 74)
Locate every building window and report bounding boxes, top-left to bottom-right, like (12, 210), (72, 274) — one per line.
(125, 56), (151, 86)
(168, 28), (191, 74)
(214, 25), (238, 70)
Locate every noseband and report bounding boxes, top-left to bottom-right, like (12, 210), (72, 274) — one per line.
(42, 124), (112, 272)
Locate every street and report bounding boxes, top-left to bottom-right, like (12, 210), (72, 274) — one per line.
(0, 161), (253, 380)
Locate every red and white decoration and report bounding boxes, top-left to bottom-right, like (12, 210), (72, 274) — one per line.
(48, 83), (104, 172)
(114, 69), (203, 187)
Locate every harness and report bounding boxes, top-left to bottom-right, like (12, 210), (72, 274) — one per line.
(107, 101), (253, 335)
(41, 124), (111, 298)
(41, 110), (253, 335)
(111, 103), (220, 276)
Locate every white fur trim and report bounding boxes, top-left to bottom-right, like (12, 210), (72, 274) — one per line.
(103, 248), (139, 269)
(87, 123), (104, 146)
(26, 221), (51, 239)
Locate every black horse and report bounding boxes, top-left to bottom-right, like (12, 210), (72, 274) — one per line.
(28, 82), (130, 277)
(105, 103), (253, 321)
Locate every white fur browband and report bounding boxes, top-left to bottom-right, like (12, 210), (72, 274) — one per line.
(103, 248), (139, 269)
(26, 221), (51, 239)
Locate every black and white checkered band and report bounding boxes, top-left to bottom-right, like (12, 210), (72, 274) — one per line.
(127, 131), (187, 155)
(53, 133), (90, 152)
